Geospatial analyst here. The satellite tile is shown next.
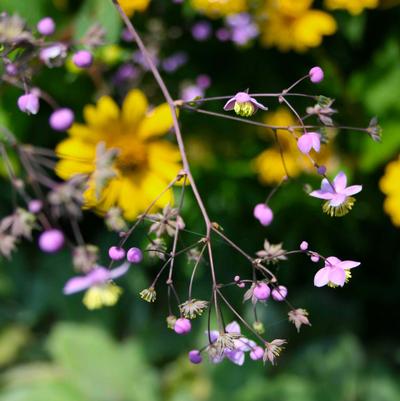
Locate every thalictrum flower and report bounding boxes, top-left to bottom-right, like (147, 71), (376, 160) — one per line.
(288, 308), (311, 332)
(223, 92), (267, 117)
(206, 321), (257, 366)
(263, 339), (286, 365)
(309, 171), (362, 217)
(314, 256), (360, 288)
(297, 132), (321, 154)
(63, 262), (130, 309)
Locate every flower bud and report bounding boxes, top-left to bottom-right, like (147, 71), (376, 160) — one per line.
(271, 285), (288, 301)
(127, 247), (143, 263)
(108, 246), (125, 261)
(37, 17), (55, 36)
(250, 346), (264, 361)
(39, 229), (65, 253)
(166, 315), (177, 329)
(174, 318), (192, 335)
(28, 199), (43, 214)
(188, 350), (203, 364)
(300, 241), (309, 251)
(253, 203), (273, 226)
(72, 50), (93, 68)
(309, 66), (324, 84)
(18, 93), (40, 115)
(253, 320), (265, 335)
(253, 282), (271, 301)
(49, 108), (75, 131)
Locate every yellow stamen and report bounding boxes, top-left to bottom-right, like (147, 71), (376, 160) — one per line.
(82, 283), (122, 310)
(323, 197), (356, 217)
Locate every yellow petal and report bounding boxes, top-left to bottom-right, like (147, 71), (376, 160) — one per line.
(83, 96), (120, 131)
(117, 178), (145, 220)
(147, 141), (182, 181)
(122, 89), (148, 129)
(140, 172), (174, 208)
(84, 176), (122, 214)
(137, 103), (175, 139)
(68, 123), (101, 143)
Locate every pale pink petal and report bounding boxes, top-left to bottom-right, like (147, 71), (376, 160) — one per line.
(342, 185), (362, 196)
(314, 267), (330, 287)
(310, 190), (335, 200)
(63, 276), (92, 294)
(235, 92), (251, 102)
(329, 193), (347, 207)
(321, 178), (335, 193)
(109, 262), (130, 280)
(337, 260), (360, 270)
(251, 98), (268, 111)
(223, 98), (236, 111)
(328, 267), (346, 286)
(333, 171), (347, 192)
(325, 256), (341, 267)
(297, 135), (312, 154)
(311, 133), (321, 152)
(225, 321), (241, 334)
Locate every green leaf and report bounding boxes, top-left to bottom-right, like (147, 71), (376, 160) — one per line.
(74, 0), (122, 44)
(0, 0), (46, 24)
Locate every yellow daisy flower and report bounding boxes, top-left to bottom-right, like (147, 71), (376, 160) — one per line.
(119, 0), (150, 16)
(325, 0), (378, 15)
(191, 0), (248, 18)
(380, 156), (400, 226)
(258, 0), (337, 52)
(55, 89), (182, 220)
(253, 108), (336, 185)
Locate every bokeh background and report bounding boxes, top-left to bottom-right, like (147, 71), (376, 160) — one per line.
(1, 1), (400, 400)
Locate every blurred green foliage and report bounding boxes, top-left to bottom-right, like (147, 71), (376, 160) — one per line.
(1, 1), (400, 400)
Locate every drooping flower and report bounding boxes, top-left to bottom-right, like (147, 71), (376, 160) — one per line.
(314, 256), (360, 287)
(223, 92), (267, 117)
(288, 308), (311, 332)
(118, 0), (150, 16)
(263, 339), (287, 365)
(379, 156), (400, 226)
(140, 286), (157, 302)
(179, 299), (209, 319)
(325, 0), (378, 15)
(206, 321), (257, 366)
(63, 262), (130, 309)
(258, 0), (337, 52)
(310, 171), (362, 217)
(55, 89), (182, 220)
(297, 132), (321, 154)
(253, 108), (336, 185)
(72, 50), (93, 69)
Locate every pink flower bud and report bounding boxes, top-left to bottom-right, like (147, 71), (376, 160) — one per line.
(127, 247), (143, 263)
(234, 275), (240, 282)
(250, 346), (264, 360)
(309, 66), (324, 83)
(271, 285), (288, 301)
(253, 282), (270, 301)
(49, 108), (75, 131)
(108, 246), (125, 261)
(174, 318), (192, 335)
(317, 165), (327, 175)
(188, 350), (202, 364)
(72, 50), (93, 68)
(28, 199), (43, 214)
(18, 93), (40, 115)
(311, 254), (320, 263)
(37, 17), (55, 36)
(39, 229), (65, 253)
(253, 203), (273, 226)
(300, 241), (309, 251)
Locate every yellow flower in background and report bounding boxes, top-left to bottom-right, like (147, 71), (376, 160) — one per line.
(258, 0), (337, 52)
(56, 89), (181, 220)
(119, 0), (150, 16)
(253, 108), (336, 185)
(325, 0), (378, 15)
(191, 0), (248, 17)
(380, 157), (400, 226)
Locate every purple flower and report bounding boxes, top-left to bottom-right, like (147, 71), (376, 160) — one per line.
(17, 93), (40, 115)
(309, 66), (324, 83)
(297, 132), (321, 154)
(127, 247), (143, 263)
(253, 203), (273, 226)
(181, 85), (204, 102)
(49, 108), (74, 131)
(226, 13), (259, 46)
(309, 171), (362, 217)
(108, 246), (126, 261)
(72, 50), (93, 68)
(191, 21), (212, 41)
(314, 256), (360, 287)
(196, 74), (211, 89)
(206, 321), (257, 366)
(224, 92), (267, 117)
(38, 229), (64, 253)
(161, 52), (188, 73)
(37, 17), (55, 36)
(174, 318), (192, 334)
(64, 263), (129, 294)
(63, 262), (130, 309)
(253, 282), (271, 301)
